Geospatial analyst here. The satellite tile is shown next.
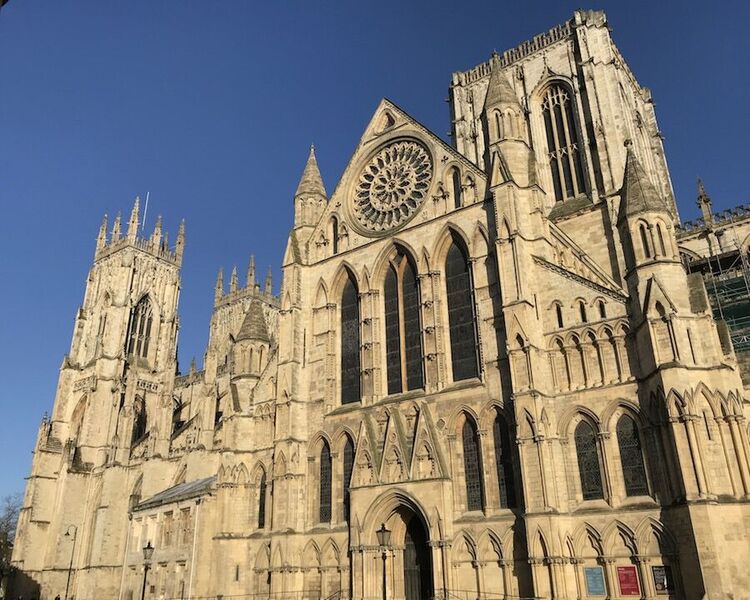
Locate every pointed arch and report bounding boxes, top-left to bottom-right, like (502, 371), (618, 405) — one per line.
(493, 408), (516, 508)
(462, 413), (485, 511)
(319, 439), (332, 523)
(340, 267), (361, 405)
(574, 419), (605, 500)
(126, 294), (154, 358)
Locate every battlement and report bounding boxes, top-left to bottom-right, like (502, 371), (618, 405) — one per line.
(93, 197), (185, 266)
(678, 203), (750, 234)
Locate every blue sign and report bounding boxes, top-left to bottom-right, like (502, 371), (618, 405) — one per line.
(585, 566), (607, 596)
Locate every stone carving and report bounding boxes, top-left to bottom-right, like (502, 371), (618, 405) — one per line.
(352, 140), (432, 234)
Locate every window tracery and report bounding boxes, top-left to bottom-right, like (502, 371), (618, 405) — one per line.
(445, 240), (480, 381)
(319, 442), (332, 523)
(127, 296), (153, 358)
(384, 251), (424, 394)
(574, 420), (604, 500)
(616, 415), (649, 496)
(340, 273), (361, 404)
(462, 417), (484, 511)
(541, 83), (586, 203)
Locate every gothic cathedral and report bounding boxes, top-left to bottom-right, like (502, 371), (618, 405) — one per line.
(12, 10), (750, 600)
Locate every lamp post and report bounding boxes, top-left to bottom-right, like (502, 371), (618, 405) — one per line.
(63, 525), (78, 600)
(376, 523), (391, 600)
(140, 541), (154, 600)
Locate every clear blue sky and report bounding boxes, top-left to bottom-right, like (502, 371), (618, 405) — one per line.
(1, 1), (748, 498)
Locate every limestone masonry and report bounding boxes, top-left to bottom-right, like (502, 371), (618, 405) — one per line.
(11, 9), (750, 600)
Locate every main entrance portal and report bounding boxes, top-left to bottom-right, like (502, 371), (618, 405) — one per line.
(403, 515), (433, 600)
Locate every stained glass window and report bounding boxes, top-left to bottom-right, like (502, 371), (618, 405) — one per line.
(319, 442), (332, 523)
(127, 296), (153, 358)
(257, 471), (267, 529)
(542, 83), (586, 203)
(343, 437), (354, 522)
(385, 253), (424, 394)
(446, 241), (479, 381)
(574, 421), (604, 500)
(341, 274), (361, 404)
(493, 413), (516, 508)
(384, 266), (402, 394)
(616, 415), (649, 496)
(462, 418), (484, 511)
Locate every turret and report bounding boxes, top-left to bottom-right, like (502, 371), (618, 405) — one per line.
(96, 215), (108, 253)
(215, 267), (224, 304)
(111, 212), (122, 241)
(697, 178), (714, 226)
(293, 145), (327, 231)
(483, 60), (537, 189)
(175, 219), (185, 265)
(246, 255), (256, 288)
(127, 197), (140, 241)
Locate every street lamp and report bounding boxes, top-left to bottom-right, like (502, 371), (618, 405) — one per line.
(63, 525), (78, 600)
(376, 523), (391, 600)
(140, 541), (154, 600)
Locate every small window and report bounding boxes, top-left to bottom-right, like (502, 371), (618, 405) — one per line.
(451, 168), (462, 208)
(343, 436), (354, 522)
(331, 217), (339, 255)
(640, 223), (652, 259)
(598, 300), (606, 319)
(131, 397), (147, 444)
(555, 304), (564, 328)
(579, 301), (587, 323)
(656, 223), (667, 256)
(257, 470), (267, 529)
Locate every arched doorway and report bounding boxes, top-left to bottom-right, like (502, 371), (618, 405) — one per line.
(403, 514), (433, 600)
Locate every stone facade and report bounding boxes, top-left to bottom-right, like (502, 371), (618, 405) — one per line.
(11, 10), (750, 600)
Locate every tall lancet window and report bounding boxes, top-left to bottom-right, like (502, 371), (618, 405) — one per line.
(342, 436), (354, 522)
(462, 417), (485, 511)
(319, 441), (332, 523)
(384, 251), (424, 394)
(445, 239), (480, 381)
(340, 272), (361, 404)
(541, 83), (586, 203)
(127, 296), (153, 358)
(257, 470), (267, 529)
(574, 420), (604, 500)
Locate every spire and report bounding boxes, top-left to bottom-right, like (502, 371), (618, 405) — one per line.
(236, 298), (270, 343)
(150, 215), (162, 248)
(215, 267), (224, 304)
(230, 266), (238, 294)
(617, 143), (669, 225)
(127, 197), (140, 241)
(96, 214), (108, 252)
(111, 212), (121, 241)
(295, 145), (327, 199)
(264, 267), (273, 296)
(246, 255), (256, 288)
(175, 219), (185, 264)
(697, 178), (714, 226)
(484, 62), (520, 111)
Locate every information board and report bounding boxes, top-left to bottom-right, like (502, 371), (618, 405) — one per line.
(584, 566), (606, 596)
(617, 565), (640, 595)
(652, 565), (675, 595)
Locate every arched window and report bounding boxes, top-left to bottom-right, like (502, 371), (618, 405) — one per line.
(579, 301), (587, 323)
(319, 441), (332, 523)
(493, 412), (516, 508)
(131, 397), (147, 445)
(451, 168), (462, 208)
(598, 300), (606, 319)
(384, 251), (424, 394)
(331, 217), (339, 255)
(494, 111), (503, 139)
(639, 223), (652, 259)
(574, 421), (604, 500)
(257, 470), (267, 529)
(616, 415), (649, 496)
(462, 417), (484, 511)
(343, 436), (354, 522)
(555, 303), (564, 329)
(656, 223), (667, 256)
(340, 273), (361, 404)
(541, 83), (586, 203)
(445, 240), (480, 381)
(127, 296), (153, 358)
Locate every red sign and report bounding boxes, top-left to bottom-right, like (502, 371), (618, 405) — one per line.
(617, 565), (641, 595)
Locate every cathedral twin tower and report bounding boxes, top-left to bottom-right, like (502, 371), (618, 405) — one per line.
(12, 10), (750, 600)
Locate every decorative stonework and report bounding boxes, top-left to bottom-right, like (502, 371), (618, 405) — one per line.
(351, 140), (432, 234)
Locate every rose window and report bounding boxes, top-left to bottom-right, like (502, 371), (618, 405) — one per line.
(352, 141), (432, 233)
